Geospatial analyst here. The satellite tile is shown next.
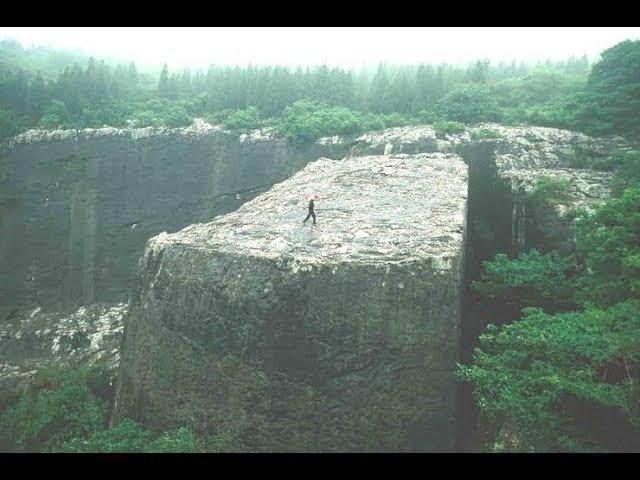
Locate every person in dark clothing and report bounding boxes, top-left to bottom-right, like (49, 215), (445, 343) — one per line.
(303, 198), (316, 224)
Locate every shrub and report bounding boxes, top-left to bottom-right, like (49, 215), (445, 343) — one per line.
(143, 426), (206, 453)
(221, 106), (263, 134)
(376, 112), (414, 129)
(275, 99), (366, 143)
(0, 364), (109, 452)
(128, 98), (193, 128)
(61, 419), (152, 453)
(39, 100), (71, 129)
(470, 128), (503, 141)
(459, 300), (640, 452)
(433, 120), (465, 138)
(529, 176), (574, 207)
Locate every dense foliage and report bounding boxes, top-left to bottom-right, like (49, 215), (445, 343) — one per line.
(574, 40), (640, 139)
(471, 250), (578, 324)
(3, 38), (639, 143)
(460, 181), (640, 452)
(463, 301), (640, 452)
(0, 365), (110, 452)
(5, 37), (638, 144)
(0, 364), (244, 453)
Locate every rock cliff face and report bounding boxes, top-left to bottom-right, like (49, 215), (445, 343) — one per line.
(346, 123), (624, 256)
(111, 153), (468, 452)
(0, 120), (628, 451)
(1, 121), (622, 319)
(463, 124), (621, 255)
(0, 121), (347, 317)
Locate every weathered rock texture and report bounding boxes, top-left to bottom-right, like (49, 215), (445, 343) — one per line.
(339, 123), (625, 255)
(0, 303), (126, 408)
(0, 120), (346, 317)
(1, 121), (624, 320)
(0, 120), (629, 451)
(111, 153), (468, 452)
(461, 124), (622, 255)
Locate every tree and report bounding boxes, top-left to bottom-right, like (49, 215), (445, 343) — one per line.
(26, 71), (49, 120)
(0, 107), (20, 140)
(574, 184), (640, 308)
(127, 62), (138, 86)
(158, 63), (170, 97)
(219, 106), (262, 134)
(40, 99), (70, 128)
(437, 83), (500, 123)
(367, 63), (391, 114)
(469, 60), (490, 84)
(472, 249), (578, 325)
(574, 40), (640, 139)
(460, 300), (640, 452)
(459, 185), (640, 452)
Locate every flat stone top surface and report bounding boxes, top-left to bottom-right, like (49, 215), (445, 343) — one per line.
(149, 153), (468, 267)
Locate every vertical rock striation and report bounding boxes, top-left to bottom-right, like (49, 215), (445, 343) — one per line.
(111, 153), (468, 452)
(0, 122), (348, 316)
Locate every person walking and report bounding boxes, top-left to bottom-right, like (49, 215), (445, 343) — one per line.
(303, 194), (319, 225)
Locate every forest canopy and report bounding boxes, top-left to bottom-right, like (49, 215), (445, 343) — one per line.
(2, 38), (639, 143)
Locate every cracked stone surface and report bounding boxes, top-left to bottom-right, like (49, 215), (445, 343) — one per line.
(0, 120), (348, 316)
(0, 303), (126, 406)
(1, 120), (631, 450)
(335, 123), (626, 252)
(111, 153), (468, 452)
(152, 153), (468, 265)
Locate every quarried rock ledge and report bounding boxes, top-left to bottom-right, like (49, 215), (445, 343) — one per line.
(111, 153), (468, 452)
(0, 303), (126, 408)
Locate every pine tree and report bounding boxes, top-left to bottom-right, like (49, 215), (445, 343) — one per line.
(26, 71), (49, 119)
(158, 64), (170, 97)
(127, 62), (138, 86)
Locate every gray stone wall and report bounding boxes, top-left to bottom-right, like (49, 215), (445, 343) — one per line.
(111, 154), (468, 452)
(0, 124), (345, 317)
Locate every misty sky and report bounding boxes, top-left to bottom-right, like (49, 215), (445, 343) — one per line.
(2, 27), (640, 69)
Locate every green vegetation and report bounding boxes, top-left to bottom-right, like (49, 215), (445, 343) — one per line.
(460, 301), (640, 452)
(0, 364), (245, 453)
(573, 184), (640, 308)
(3, 38), (639, 145)
(437, 83), (500, 123)
(529, 177), (575, 207)
(60, 419), (152, 453)
(3, 35), (640, 454)
(460, 181), (640, 452)
(470, 128), (503, 141)
(61, 421), (243, 453)
(472, 250), (578, 324)
(0, 365), (110, 452)
(574, 40), (640, 139)
(218, 106), (262, 134)
(594, 149), (640, 193)
(273, 99), (411, 144)
(433, 120), (465, 138)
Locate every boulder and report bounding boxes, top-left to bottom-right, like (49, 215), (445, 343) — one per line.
(111, 153), (469, 452)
